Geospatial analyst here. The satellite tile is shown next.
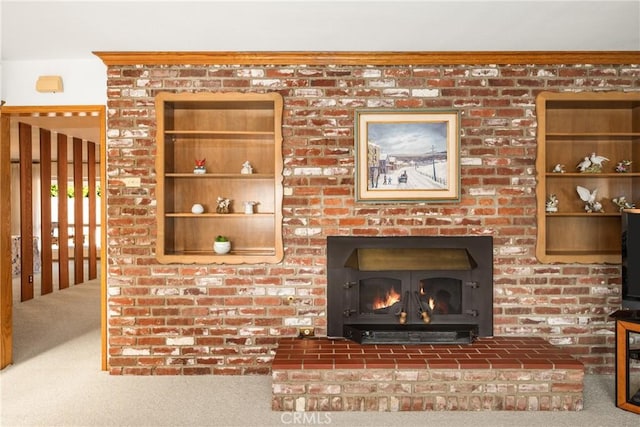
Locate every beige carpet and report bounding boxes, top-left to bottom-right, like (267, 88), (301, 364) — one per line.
(1, 279), (639, 427)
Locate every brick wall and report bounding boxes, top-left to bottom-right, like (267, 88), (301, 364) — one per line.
(104, 61), (640, 375)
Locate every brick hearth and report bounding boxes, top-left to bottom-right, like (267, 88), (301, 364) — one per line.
(272, 337), (584, 411)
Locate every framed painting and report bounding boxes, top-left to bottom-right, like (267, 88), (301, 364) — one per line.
(355, 109), (460, 203)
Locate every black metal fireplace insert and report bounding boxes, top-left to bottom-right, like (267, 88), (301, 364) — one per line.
(327, 236), (493, 344)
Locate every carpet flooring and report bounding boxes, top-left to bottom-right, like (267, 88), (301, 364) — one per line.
(1, 279), (639, 427)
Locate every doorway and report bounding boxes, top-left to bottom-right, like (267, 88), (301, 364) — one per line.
(0, 105), (107, 370)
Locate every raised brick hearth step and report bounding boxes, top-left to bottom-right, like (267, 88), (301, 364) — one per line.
(272, 337), (584, 411)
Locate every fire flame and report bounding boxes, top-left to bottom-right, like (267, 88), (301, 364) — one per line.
(428, 297), (435, 311)
(372, 287), (401, 310)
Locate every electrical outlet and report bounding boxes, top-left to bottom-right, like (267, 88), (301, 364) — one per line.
(122, 177), (141, 187)
(298, 327), (315, 338)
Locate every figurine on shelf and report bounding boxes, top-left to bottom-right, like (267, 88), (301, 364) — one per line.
(590, 152), (609, 169)
(243, 201), (258, 214)
(191, 203), (204, 214)
(216, 197), (231, 214)
(577, 185), (604, 213)
(577, 156), (592, 172)
(545, 194), (559, 213)
(552, 164), (566, 173)
(241, 161), (253, 174)
(194, 158), (206, 174)
(616, 160), (632, 173)
(612, 196), (636, 212)
(578, 152), (609, 173)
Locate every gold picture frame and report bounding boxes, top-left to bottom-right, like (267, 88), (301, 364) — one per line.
(355, 109), (460, 203)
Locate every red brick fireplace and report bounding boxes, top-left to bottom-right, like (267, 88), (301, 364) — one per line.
(272, 337), (584, 411)
(273, 234), (584, 411)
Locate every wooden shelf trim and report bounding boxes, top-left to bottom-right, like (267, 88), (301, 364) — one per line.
(166, 173), (274, 179)
(166, 213), (274, 217)
(165, 130), (275, 137)
(546, 212), (623, 217)
(94, 51), (640, 66)
(167, 249), (276, 255)
(545, 173), (640, 177)
(547, 250), (621, 256)
(546, 133), (640, 137)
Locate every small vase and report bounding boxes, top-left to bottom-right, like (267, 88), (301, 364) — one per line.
(243, 201), (256, 215)
(213, 241), (231, 254)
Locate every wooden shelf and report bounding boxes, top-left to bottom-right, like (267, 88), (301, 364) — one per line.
(165, 130), (275, 137)
(545, 173), (640, 178)
(545, 212), (622, 217)
(536, 91), (640, 264)
(165, 173), (274, 179)
(165, 213), (274, 217)
(155, 91), (284, 264)
(547, 133), (640, 137)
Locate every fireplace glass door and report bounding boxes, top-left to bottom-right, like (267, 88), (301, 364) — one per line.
(359, 277), (403, 316)
(418, 277), (462, 315)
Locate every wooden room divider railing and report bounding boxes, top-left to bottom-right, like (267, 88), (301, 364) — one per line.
(15, 122), (100, 302)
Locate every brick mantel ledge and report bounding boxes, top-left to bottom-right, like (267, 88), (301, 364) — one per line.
(272, 337), (584, 411)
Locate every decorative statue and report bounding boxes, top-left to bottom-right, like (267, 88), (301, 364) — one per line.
(577, 152), (609, 173)
(216, 197), (231, 214)
(241, 161), (253, 174)
(612, 196), (635, 212)
(243, 201), (258, 214)
(615, 160), (632, 173)
(576, 185), (604, 213)
(589, 152), (609, 169)
(194, 158), (206, 174)
(576, 156), (591, 172)
(552, 164), (565, 173)
(545, 194), (559, 213)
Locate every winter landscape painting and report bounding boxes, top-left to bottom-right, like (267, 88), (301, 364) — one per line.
(355, 109), (460, 202)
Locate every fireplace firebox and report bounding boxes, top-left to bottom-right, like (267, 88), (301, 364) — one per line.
(327, 236), (493, 344)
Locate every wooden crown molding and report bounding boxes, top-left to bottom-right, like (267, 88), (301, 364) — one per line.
(94, 51), (640, 66)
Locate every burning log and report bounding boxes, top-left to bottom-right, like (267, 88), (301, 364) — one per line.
(397, 291), (409, 324)
(413, 291), (431, 324)
(372, 287), (401, 310)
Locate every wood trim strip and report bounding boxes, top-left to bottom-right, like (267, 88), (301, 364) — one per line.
(0, 113), (14, 369)
(97, 107), (108, 372)
(39, 129), (53, 295)
(94, 51), (640, 66)
(18, 123), (34, 302)
(88, 142), (97, 280)
(73, 137), (84, 284)
(57, 133), (69, 290)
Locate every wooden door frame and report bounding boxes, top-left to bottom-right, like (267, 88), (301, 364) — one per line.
(0, 105), (107, 371)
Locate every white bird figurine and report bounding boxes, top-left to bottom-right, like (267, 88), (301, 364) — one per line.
(576, 185), (597, 203)
(577, 157), (591, 172)
(576, 185), (603, 213)
(589, 152), (609, 167)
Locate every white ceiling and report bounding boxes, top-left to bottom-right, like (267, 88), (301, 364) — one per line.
(2, 1), (639, 61)
(2, 1), (638, 142)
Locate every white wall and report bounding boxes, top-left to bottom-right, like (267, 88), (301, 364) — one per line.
(1, 59), (107, 106)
